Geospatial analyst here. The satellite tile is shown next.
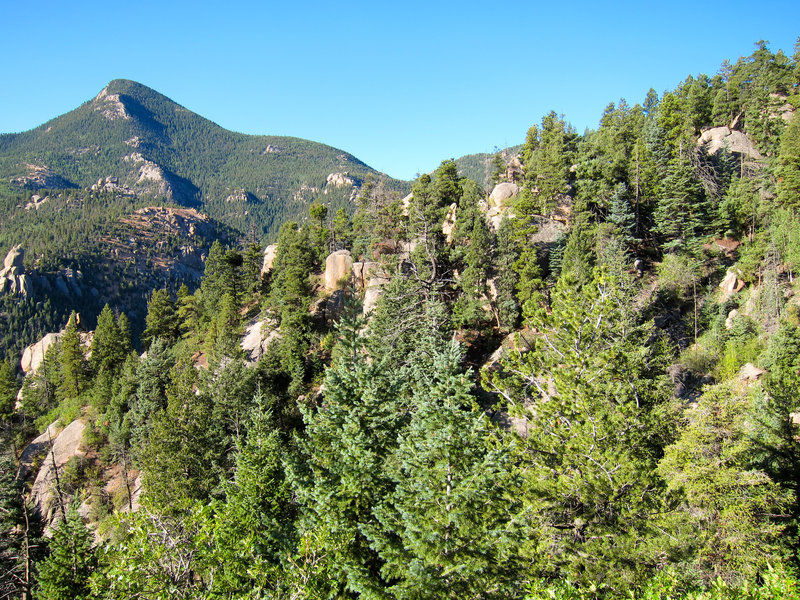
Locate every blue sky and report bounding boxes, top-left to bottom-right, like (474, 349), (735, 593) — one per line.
(1, 1), (798, 180)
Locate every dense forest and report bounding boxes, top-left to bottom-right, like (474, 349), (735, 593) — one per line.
(2, 39), (800, 599)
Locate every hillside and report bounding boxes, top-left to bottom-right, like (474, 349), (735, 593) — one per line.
(0, 79), (409, 239)
(3, 39), (800, 600)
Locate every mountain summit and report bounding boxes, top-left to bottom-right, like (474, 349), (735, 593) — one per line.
(0, 79), (407, 238)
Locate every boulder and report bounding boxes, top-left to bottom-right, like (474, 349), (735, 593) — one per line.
(324, 250), (353, 291)
(18, 420), (62, 480)
(442, 202), (458, 243)
(30, 419), (86, 524)
(739, 363), (766, 381)
(698, 127), (764, 160)
(20, 332), (62, 373)
(719, 269), (745, 297)
(489, 183), (519, 207)
(241, 318), (279, 362)
(725, 309), (739, 330)
(261, 244), (278, 276)
(2, 244), (24, 272)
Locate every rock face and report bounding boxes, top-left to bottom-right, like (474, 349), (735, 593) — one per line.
(442, 203), (458, 243)
(262, 244), (278, 276)
(719, 269), (745, 298)
(353, 261), (391, 314)
(30, 419), (87, 524)
(18, 420), (61, 480)
(20, 332), (62, 373)
(489, 183), (519, 207)
(698, 127), (764, 160)
(325, 250), (353, 291)
(0, 245), (35, 298)
(325, 172), (356, 188)
(1, 245), (24, 272)
(241, 318), (280, 362)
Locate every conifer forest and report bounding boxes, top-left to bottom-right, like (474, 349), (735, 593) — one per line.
(3, 39), (800, 599)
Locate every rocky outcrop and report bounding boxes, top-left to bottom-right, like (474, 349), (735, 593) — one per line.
(93, 87), (130, 121)
(0, 245), (36, 298)
(353, 262), (391, 314)
(442, 203), (458, 243)
(24, 194), (49, 210)
(719, 269), (745, 298)
(0, 244), (24, 274)
(18, 420), (61, 480)
(489, 183), (519, 207)
(262, 244), (278, 276)
(30, 419), (87, 525)
(241, 318), (280, 362)
(20, 332), (62, 374)
(11, 163), (74, 190)
(698, 127), (764, 160)
(325, 172), (357, 188)
(325, 250), (353, 291)
(91, 176), (134, 195)
(484, 183), (519, 231)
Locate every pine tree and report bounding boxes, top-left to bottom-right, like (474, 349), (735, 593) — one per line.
(658, 383), (791, 584)
(367, 340), (523, 599)
(485, 269), (671, 587)
(493, 218), (520, 332)
(288, 310), (406, 596)
(36, 506), (96, 600)
(776, 113), (800, 209)
(141, 288), (179, 349)
(0, 454), (31, 599)
(451, 180), (494, 329)
(0, 361), (17, 424)
(57, 313), (87, 402)
(520, 111), (574, 215)
(654, 154), (708, 253)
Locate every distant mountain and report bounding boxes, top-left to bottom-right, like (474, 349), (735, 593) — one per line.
(0, 79), (409, 239)
(454, 145), (522, 192)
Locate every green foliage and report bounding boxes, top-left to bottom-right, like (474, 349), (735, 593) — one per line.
(658, 383), (791, 585)
(520, 111), (575, 215)
(776, 113), (800, 209)
(367, 341), (523, 599)
(36, 506), (97, 600)
(485, 270), (671, 589)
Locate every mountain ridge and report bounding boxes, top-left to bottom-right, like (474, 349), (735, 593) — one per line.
(0, 78), (409, 240)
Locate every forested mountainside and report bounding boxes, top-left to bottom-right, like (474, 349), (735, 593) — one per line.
(0, 79), (406, 361)
(3, 39), (800, 599)
(0, 79), (408, 239)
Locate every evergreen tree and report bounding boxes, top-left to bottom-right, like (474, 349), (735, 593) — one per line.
(36, 506), (96, 600)
(776, 114), (800, 209)
(654, 154), (708, 253)
(520, 111), (574, 215)
(57, 313), (87, 402)
(493, 218), (521, 332)
(0, 454), (31, 599)
(451, 180), (494, 329)
(658, 383), (791, 584)
(141, 288), (179, 349)
(289, 311), (405, 596)
(485, 270), (671, 588)
(138, 350), (224, 509)
(0, 361), (17, 424)
(367, 340), (523, 599)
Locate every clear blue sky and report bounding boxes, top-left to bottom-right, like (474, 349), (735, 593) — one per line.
(1, 1), (798, 181)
